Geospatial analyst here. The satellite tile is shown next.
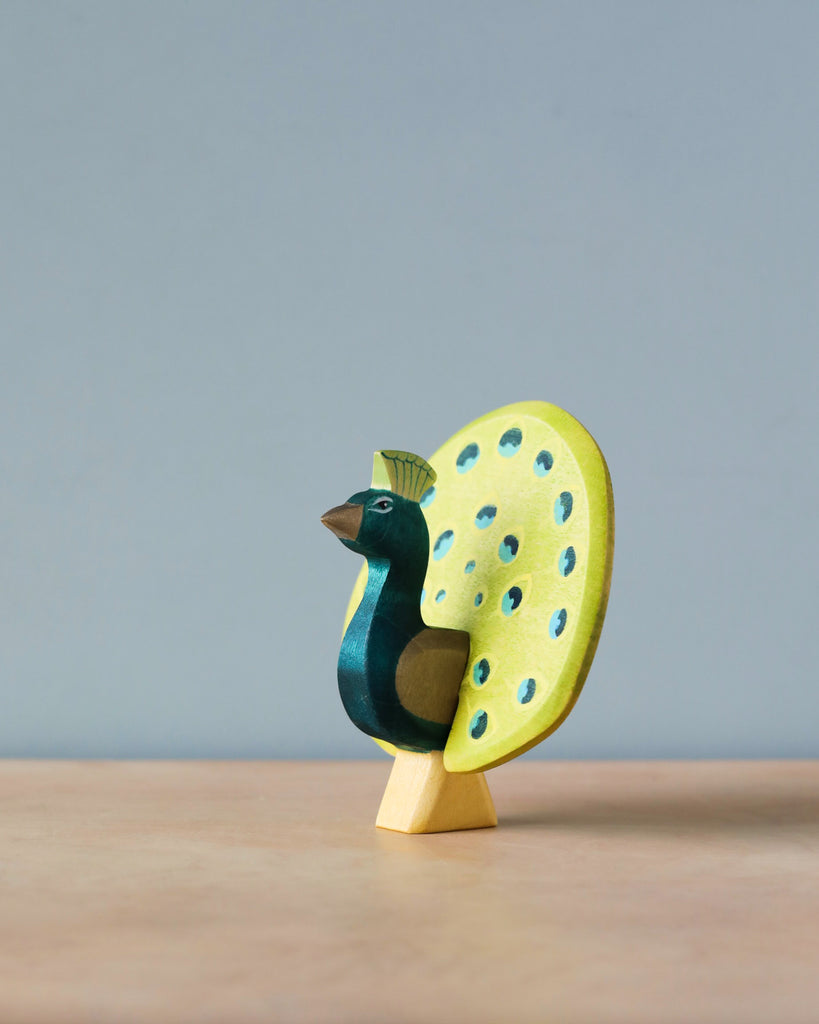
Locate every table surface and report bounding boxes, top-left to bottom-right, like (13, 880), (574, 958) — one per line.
(1, 760), (817, 1024)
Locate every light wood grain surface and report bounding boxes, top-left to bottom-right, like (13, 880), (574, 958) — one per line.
(1, 760), (817, 1024)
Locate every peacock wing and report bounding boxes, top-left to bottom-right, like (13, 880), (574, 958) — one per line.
(394, 627), (469, 726)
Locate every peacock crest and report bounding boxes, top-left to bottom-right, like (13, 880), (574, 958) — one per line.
(371, 450), (437, 504)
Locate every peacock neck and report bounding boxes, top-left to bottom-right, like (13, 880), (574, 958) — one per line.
(359, 555), (426, 635)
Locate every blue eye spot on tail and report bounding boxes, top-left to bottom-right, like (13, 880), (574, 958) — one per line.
(518, 678), (536, 704)
(559, 546), (576, 576)
(474, 592), (483, 607)
(435, 589), (447, 603)
(433, 530), (454, 560)
(502, 586), (524, 616)
(498, 535), (519, 563)
(456, 443), (480, 473)
(549, 608), (567, 638)
(473, 658), (490, 685)
(464, 560), (476, 574)
(498, 427), (523, 457)
(534, 450), (554, 477)
(475, 505), (497, 529)
(419, 486), (436, 509)
(420, 589), (426, 606)
(470, 710), (488, 739)
(554, 491), (573, 524)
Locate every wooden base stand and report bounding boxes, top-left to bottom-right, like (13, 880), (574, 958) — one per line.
(375, 749), (497, 834)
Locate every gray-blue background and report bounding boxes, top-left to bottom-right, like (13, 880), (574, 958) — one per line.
(2, 3), (817, 759)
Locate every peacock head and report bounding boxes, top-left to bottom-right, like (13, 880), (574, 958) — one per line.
(321, 451), (436, 563)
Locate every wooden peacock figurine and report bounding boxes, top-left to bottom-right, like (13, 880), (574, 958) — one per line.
(322, 401), (614, 834)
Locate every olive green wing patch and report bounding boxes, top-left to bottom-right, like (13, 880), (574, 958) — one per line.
(395, 627), (469, 726)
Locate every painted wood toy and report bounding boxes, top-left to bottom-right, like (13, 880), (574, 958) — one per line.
(322, 401), (614, 833)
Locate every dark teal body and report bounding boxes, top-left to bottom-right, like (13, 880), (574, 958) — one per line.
(336, 492), (451, 752)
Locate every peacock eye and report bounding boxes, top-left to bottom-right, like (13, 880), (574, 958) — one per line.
(370, 497), (393, 514)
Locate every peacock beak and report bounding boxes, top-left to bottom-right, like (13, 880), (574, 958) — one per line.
(321, 502), (363, 541)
